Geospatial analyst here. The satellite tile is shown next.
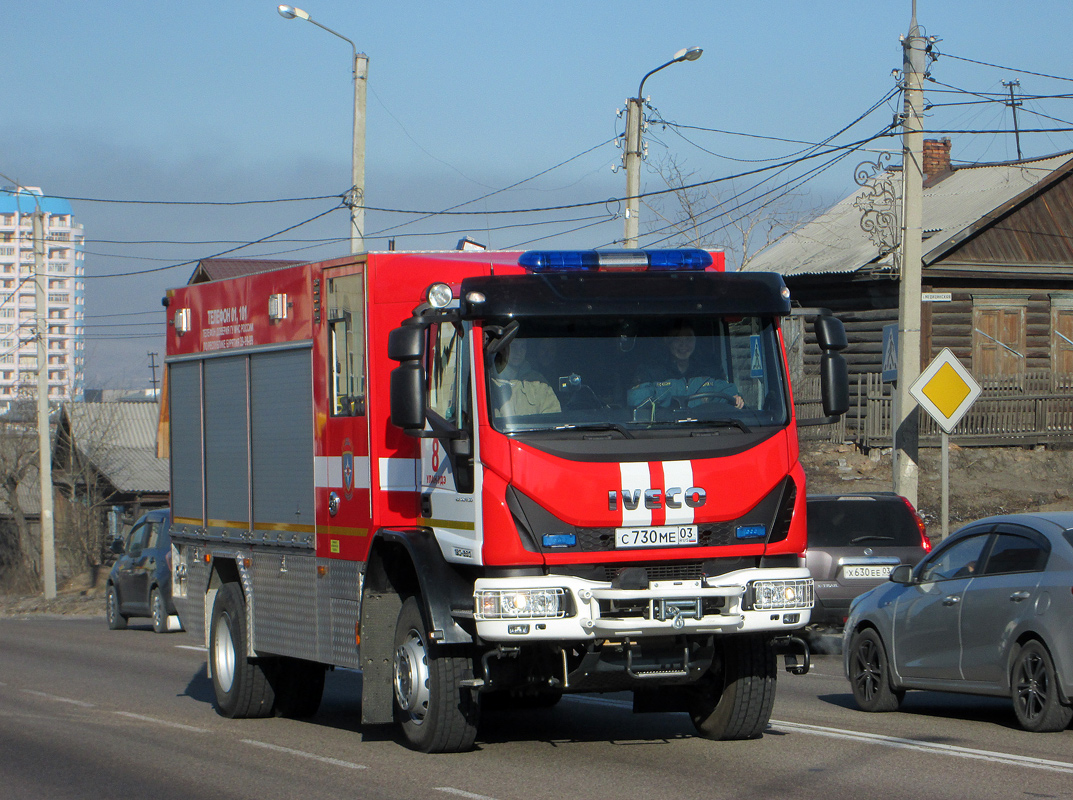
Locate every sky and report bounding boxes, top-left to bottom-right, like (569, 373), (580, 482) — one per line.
(4, 0), (1073, 389)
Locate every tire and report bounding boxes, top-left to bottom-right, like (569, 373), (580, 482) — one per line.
(690, 633), (777, 740)
(209, 583), (275, 718)
(393, 596), (479, 753)
(151, 588), (168, 634)
(272, 658), (326, 719)
(106, 585), (127, 630)
(1011, 640), (1073, 732)
(848, 628), (903, 712)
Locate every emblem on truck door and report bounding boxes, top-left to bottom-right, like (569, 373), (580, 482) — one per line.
(608, 487), (706, 511)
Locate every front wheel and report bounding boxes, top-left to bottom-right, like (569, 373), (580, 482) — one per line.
(209, 583), (275, 718)
(848, 628), (903, 712)
(106, 585), (127, 630)
(1011, 640), (1072, 732)
(690, 633), (777, 740)
(393, 596), (478, 753)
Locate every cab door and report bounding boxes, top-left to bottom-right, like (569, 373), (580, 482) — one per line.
(419, 320), (479, 564)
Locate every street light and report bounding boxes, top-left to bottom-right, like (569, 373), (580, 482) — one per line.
(278, 5), (368, 254)
(623, 47), (702, 248)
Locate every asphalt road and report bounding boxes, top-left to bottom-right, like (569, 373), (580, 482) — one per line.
(1, 616), (1071, 800)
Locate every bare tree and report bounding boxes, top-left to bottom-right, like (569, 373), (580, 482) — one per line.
(0, 415), (43, 593)
(642, 154), (821, 270)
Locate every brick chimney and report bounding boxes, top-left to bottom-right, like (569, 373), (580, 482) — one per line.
(923, 137), (952, 180)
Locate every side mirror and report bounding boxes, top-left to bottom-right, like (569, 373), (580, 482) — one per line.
(388, 324), (424, 362)
(820, 351), (849, 417)
(889, 564), (914, 585)
(110, 538), (125, 555)
(814, 314), (847, 352)
(390, 361), (426, 431)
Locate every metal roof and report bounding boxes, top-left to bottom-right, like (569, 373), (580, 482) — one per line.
(188, 258), (305, 284)
(744, 151), (1073, 276)
(62, 402), (169, 494)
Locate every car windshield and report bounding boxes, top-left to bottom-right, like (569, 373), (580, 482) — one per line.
(483, 314), (788, 435)
(807, 498), (921, 548)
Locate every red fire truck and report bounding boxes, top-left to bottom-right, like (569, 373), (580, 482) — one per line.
(164, 247), (848, 753)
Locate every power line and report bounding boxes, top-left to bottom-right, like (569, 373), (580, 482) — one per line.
(40, 192), (343, 207)
(941, 52), (1073, 84)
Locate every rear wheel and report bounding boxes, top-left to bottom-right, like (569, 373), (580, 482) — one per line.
(150, 588), (168, 634)
(1011, 640), (1072, 732)
(848, 628), (903, 712)
(272, 658), (326, 719)
(393, 596), (478, 752)
(690, 633), (777, 740)
(106, 585), (127, 630)
(209, 582), (275, 718)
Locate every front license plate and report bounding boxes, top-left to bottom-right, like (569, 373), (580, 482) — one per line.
(615, 525), (698, 549)
(842, 564), (893, 580)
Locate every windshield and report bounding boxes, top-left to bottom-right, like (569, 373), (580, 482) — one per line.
(484, 315), (789, 435)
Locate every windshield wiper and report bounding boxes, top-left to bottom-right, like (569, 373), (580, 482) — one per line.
(849, 535), (896, 544)
(553, 422), (635, 439)
(664, 418), (752, 434)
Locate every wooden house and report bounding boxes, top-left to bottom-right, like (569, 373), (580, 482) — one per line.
(746, 142), (1073, 444)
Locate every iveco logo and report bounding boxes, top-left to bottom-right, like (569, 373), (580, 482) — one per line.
(608, 487), (706, 511)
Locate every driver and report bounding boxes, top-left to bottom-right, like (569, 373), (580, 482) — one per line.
(489, 339), (561, 418)
(628, 323), (745, 411)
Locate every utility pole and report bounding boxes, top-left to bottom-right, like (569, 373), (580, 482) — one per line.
(893, 2), (926, 507)
(148, 352), (159, 398)
(33, 210), (56, 600)
(1004, 80), (1023, 160)
(623, 96), (644, 248)
(351, 52), (368, 254)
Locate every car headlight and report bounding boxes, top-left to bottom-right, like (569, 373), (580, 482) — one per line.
(474, 588), (572, 620)
(747, 579), (814, 611)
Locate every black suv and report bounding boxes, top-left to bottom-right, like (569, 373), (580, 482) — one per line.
(106, 509), (181, 633)
(804, 493), (930, 628)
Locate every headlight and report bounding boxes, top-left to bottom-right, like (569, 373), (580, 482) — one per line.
(474, 588), (571, 620)
(747, 579), (814, 611)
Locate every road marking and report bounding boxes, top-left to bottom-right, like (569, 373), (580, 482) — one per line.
(21, 690), (95, 708)
(114, 712), (209, 733)
(771, 720), (1073, 775)
(241, 739), (366, 770)
(435, 789), (499, 800)
(175, 645), (207, 652)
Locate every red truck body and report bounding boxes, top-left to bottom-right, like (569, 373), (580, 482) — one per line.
(165, 247), (845, 752)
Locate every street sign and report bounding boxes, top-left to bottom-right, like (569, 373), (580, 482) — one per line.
(908, 348), (982, 434)
(882, 324), (898, 383)
(922, 292), (952, 302)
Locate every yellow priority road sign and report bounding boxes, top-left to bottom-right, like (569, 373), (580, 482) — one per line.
(908, 348), (982, 434)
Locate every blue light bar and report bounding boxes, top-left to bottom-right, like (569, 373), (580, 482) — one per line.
(519, 249), (713, 273)
(542, 533), (577, 548)
(736, 524), (767, 540)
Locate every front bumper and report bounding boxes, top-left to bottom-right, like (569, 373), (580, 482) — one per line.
(474, 567), (813, 642)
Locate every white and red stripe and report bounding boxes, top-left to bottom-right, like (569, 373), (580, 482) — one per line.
(615, 460), (696, 527)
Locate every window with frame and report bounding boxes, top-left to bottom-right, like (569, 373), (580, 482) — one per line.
(429, 322), (469, 427)
(1050, 296), (1073, 376)
(980, 530), (1048, 575)
(326, 271), (366, 416)
(972, 298), (1026, 378)
(919, 532), (990, 582)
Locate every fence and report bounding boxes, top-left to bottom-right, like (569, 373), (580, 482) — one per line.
(859, 370), (1073, 449)
(792, 374), (846, 443)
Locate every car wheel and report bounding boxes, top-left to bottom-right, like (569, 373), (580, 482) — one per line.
(690, 633), (777, 740)
(150, 588), (168, 634)
(106, 585), (127, 630)
(209, 583), (275, 718)
(393, 596), (479, 753)
(1011, 640), (1073, 732)
(848, 628), (903, 712)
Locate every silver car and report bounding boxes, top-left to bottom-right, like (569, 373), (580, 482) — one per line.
(844, 512), (1073, 732)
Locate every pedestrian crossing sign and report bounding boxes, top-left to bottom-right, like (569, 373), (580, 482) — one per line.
(750, 335), (763, 378)
(908, 348), (982, 434)
(882, 324), (898, 383)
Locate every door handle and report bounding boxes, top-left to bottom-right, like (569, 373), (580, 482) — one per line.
(942, 595), (961, 606)
(1009, 591), (1031, 602)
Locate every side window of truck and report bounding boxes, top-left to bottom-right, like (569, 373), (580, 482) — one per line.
(429, 323), (469, 427)
(327, 272), (366, 416)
